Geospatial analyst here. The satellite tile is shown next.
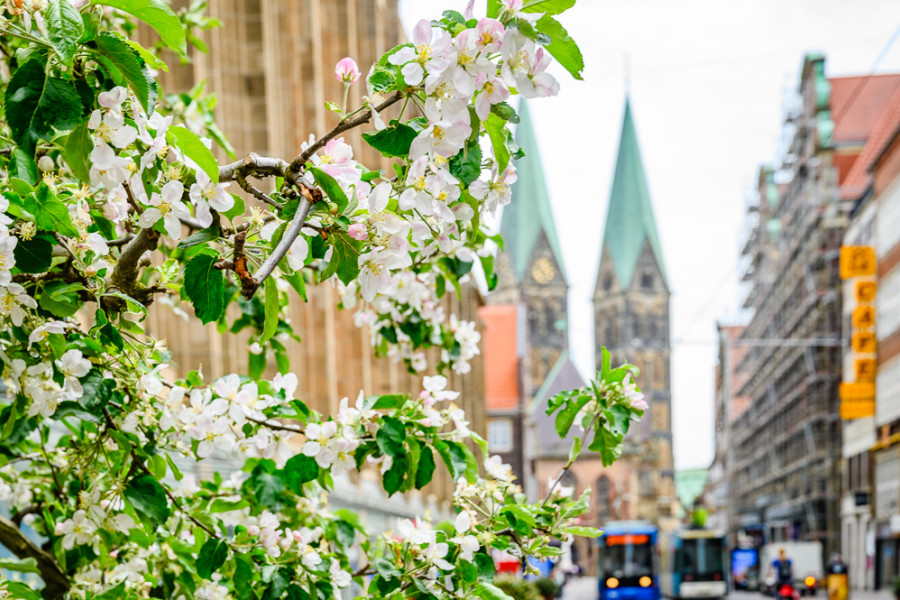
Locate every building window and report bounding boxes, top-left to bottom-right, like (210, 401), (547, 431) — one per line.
(488, 419), (513, 452)
(596, 475), (611, 522)
(641, 271), (653, 289)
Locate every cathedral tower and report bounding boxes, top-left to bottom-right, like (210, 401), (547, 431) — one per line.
(492, 101), (569, 396)
(594, 96), (676, 521)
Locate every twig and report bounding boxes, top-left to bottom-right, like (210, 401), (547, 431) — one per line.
(219, 153), (289, 182)
(245, 416), (305, 435)
(215, 230), (255, 289)
(241, 185), (319, 299)
(122, 181), (143, 215)
(542, 413), (601, 508)
(281, 92), (403, 188)
(236, 172), (282, 210)
(107, 234), (135, 247)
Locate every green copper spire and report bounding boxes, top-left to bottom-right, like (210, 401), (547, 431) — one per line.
(500, 101), (567, 282)
(599, 96), (668, 289)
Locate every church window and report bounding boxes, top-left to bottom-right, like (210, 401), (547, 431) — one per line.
(488, 419), (513, 452)
(641, 271), (653, 289)
(604, 274), (613, 290)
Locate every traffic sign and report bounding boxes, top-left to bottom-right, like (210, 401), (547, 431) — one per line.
(840, 246), (876, 279)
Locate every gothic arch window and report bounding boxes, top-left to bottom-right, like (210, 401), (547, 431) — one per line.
(596, 475), (611, 522)
(640, 266), (654, 290)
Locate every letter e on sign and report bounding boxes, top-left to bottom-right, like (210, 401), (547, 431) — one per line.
(840, 246), (876, 279)
(855, 358), (877, 381)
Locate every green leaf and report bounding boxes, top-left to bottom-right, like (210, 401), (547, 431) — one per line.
(435, 440), (478, 483)
(5, 59), (83, 152)
(363, 394), (406, 410)
(38, 280), (81, 317)
(522, 0), (576, 14)
(555, 393), (591, 438)
(126, 38), (169, 72)
(281, 454), (318, 493)
(375, 416), (405, 458)
(588, 427), (623, 467)
(0, 557), (40, 574)
(490, 101), (520, 123)
(8, 150), (39, 185)
(93, 33), (157, 114)
(94, 582), (127, 600)
(124, 474), (170, 524)
(535, 14), (584, 80)
(320, 232), (360, 286)
(184, 249), (225, 324)
(561, 525), (603, 538)
(79, 368), (119, 411)
(63, 120), (93, 183)
(382, 453), (408, 496)
(46, 0), (84, 66)
(485, 113), (511, 172)
(567, 435), (582, 464)
(91, 0), (186, 56)
(3, 583), (42, 600)
(415, 445), (435, 490)
(167, 125), (219, 183)
(449, 140), (483, 186)
(260, 278), (279, 343)
(309, 167), (348, 214)
(177, 225), (219, 249)
(367, 68), (395, 93)
(283, 271), (307, 302)
(362, 122), (418, 158)
(474, 582), (515, 600)
(24, 185), (79, 236)
(243, 461), (285, 508)
(197, 538), (228, 579)
(233, 553), (254, 600)
(13, 234), (54, 273)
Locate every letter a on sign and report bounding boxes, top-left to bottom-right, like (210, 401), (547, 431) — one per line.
(840, 246), (876, 279)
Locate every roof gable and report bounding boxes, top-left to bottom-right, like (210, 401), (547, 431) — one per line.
(597, 96), (668, 290)
(500, 101), (567, 283)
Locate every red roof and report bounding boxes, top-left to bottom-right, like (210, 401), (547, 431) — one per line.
(478, 304), (521, 411)
(830, 74), (900, 144)
(840, 84), (900, 200)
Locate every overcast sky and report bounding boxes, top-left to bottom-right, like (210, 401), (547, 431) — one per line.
(400, 0), (900, 469)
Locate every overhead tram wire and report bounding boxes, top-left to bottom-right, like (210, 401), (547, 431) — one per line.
(832, 22), (900, 124)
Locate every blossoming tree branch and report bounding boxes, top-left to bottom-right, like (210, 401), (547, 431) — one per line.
(0, 0), (648, 597)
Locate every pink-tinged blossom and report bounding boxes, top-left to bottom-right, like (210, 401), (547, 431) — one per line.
(388, 20), (453, 86)
(409, 118), (471, 159)
(502, 0), (523, 14)
(138, 180), (191, 240)
(475, 18), (505, 52)
(623, 374), (649, 411)
(399, 157), (433, 214)
(470, 165), (517, 212)
(475, 71), (510, 121)
(348, 223), (368, 241)
(334, 57), (360, 83)
(501, 31), (560, 99)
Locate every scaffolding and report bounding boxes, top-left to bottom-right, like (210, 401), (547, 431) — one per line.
(731, 56), (844, 556)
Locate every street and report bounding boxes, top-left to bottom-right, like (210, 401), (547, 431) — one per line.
(561, 580), (896, 600)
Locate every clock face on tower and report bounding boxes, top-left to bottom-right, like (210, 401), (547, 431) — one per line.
(531, 257), (555, 284)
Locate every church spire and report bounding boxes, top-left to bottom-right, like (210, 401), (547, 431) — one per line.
(597, 96), (668, 290)
(500, 101), (567, 283)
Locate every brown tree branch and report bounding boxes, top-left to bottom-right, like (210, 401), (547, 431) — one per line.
(109, 228), (160, 306)
(281, 92), (403, 189)
(0, 514), (69, 598)
(219, 153), (289, 183)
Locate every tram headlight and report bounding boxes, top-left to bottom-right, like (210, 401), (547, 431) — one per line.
(805, 577), (816, 588)
(606, 578), (619, 589)
(639, 577), (652, 588)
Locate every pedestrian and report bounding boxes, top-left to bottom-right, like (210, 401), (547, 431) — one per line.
(826, 554), (848, 600)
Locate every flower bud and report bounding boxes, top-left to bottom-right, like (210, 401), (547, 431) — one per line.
(37, 155), (55, 172)
(334, 57), (360, 84)
(348, 223), (367, 241)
